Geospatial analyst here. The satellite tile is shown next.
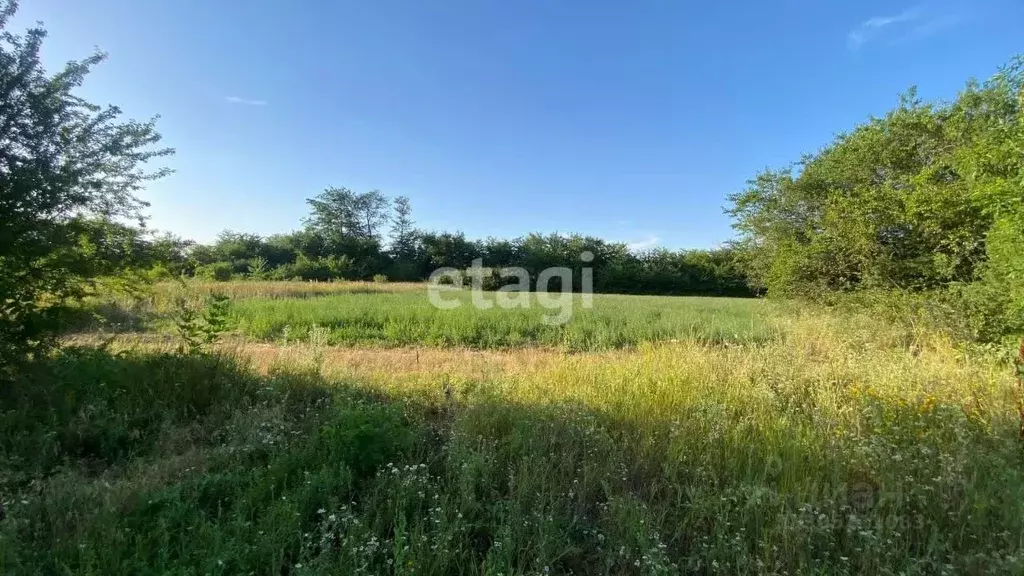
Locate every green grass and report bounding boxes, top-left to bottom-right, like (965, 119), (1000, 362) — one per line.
(67, 281), (776, 351)
(226, 291), (776, 351)
(4, 309), (1024, 574)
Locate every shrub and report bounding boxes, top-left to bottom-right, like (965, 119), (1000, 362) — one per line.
(725, 56), (1024, 344)
(195, 262), (234, 282)
(464, 267), (500, 291)
(172, 292), (232, 354)
(247, 256), (270, 280)
(830, 286), (1023, 351)
(0, 5), (170, 371)
(275, 255), (351, 282)
(145, 264), (174, 282)
(372, 274), (389, 284)
(433, 271), (464, 286)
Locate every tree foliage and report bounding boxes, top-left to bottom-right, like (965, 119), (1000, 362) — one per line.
(150, 185), (748, 296)
(389, 196), (417, 256)
(0, 1), (171, 369)
(304, 187), (389, 242)
(727, 57), (1024, 340)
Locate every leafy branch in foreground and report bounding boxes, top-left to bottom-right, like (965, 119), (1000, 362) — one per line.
(0, 0), (172, 372)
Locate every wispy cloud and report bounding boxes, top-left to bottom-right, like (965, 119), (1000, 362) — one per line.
(894, 13), (962, 45)
(224, 96), (268, 106)
(847, 7), (921, 50)
(847, 5), (959, 50)
(627, 235), (660, 251)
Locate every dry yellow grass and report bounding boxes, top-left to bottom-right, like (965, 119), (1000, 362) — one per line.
(23, 306), (1024, 573)
(67, 309), (1014, 421)
(66, 332), (590, 379)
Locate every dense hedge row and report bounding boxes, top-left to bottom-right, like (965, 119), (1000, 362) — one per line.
(145, 229), (752, 297)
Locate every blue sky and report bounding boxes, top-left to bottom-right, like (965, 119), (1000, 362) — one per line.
(14, 0), (1023, 249)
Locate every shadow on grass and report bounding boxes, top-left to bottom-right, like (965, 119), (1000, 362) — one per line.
(56, 300), (158, 334)
(1, 348), (1022, 575)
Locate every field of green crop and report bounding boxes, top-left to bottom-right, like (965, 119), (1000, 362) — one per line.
(5, 282), (1023, 574)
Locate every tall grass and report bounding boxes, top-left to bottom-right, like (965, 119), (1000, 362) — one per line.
(4, 311), (1023, 574)
(231, 292), (775, 351)
(69, 283), (776, 351)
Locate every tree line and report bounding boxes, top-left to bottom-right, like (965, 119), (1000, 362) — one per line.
(136, 185), (751, 297)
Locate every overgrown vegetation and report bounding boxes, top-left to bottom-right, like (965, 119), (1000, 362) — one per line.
(0, 0), (171, 372)
(75, 56), (1024, 346)
(171, 291), (231, 354)
(3, 313), (1023, 574)
(2, 3), (1024, 574)
(84, 186), (752, 297)
(69, 281), (775, 351)
(727, 58), (1024, 344)
(159, 221), (754, 297)
(227, 292), (772, 351)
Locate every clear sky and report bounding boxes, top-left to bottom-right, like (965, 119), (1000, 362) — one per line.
(13, 0), (1023, 249)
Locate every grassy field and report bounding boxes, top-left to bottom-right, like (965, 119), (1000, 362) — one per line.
(75, 281), (778, 351)
(5, 283), (1024, 574)
(228, 291), (774, 350)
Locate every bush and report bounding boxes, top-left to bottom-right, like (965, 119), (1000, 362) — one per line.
(433, 270), (464, 286)
(173, 292), (232, 354)
(274, 255), (351, 282)
(372, 274), (388, 284)
(247, 256), (270, 280)
(145, 264), (174, 282)
(828, 286), (1023, 352)
(195, 262), (234, 282)
(933, 283), (1024, 347)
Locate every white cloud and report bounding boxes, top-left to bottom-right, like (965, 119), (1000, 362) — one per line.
(846, 4), (961, 51)
(224, 96), (268, 106)
(847, 7), (922, 50)
(627, 235), (660, 251)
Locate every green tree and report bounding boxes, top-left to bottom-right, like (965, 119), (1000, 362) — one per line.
(388, 195), (423, 280)
(726, 56), (1024, 340)
(0, 1), (172, 370)
(305, 187), (390, 242)
(304, 187), (362, 240)
(354, 189), (390, 240)
(422, 231), (479, 271)
(144, 232), (195, 276)
(389, 195), (418, 259)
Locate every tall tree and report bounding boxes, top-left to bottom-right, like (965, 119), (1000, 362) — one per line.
(304, 187), (362, 240)
(0, 0), (172, 370)
(304, 187), (390, 241)
(355, 189), (389, 240)
(389, 195), (417, 259)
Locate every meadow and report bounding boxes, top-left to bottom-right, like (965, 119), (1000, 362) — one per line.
(74, 281), (778, 351)
(5, 8), (1023, 574)
(228, 291), (775, 351)
(3, 282), (1024, 574)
